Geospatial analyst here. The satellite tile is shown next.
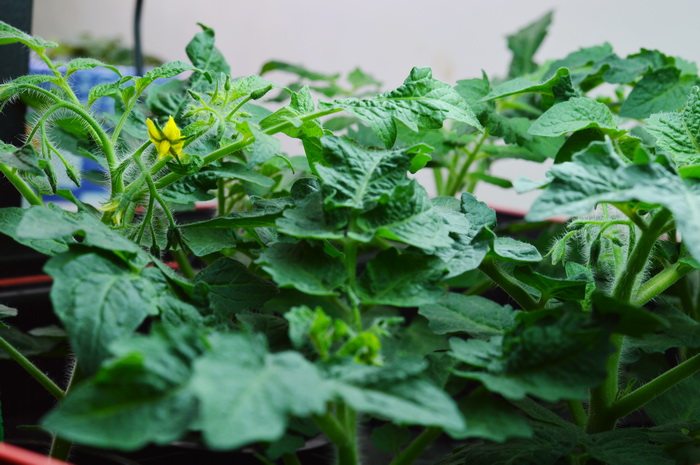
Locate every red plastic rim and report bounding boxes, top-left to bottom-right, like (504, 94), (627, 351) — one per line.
(0, 443), (73, 465)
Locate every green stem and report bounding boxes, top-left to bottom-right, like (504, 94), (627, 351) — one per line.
(634, 261), (691, 306)
(608, 352), (700, 420)
(567, 400), (588, 430)
(0, 335), (64, 399)
(446, 130), (488, 196)
(0, 164), (43, 206)
(433, 167), (445, 196)
(282, 453), (303, 465)
(111, 91), (144, 144)
(587, 208), (673, 433)
(48, 360), (81, 461)
(171, 248), (196, 279)
(313, 411), (358, 465)
(261, 108), (342, 136)
(34, 101), (122, 194)
(389, 427), (442, 465)
(226, 95), (253, 120)
(37, 51), (81, 105)
(479, 259), (539, 311)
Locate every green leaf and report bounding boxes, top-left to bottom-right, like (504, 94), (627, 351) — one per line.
(583, 429), (676, 465)
(544, 43), (614, 83)
(455, 389), (533, 442)
(646, 86), (700, 169)
(529, 97), (622, 137)
(0, 207), (69, 255)
(0, 20), (57, 51)
(259, 86), (323, 138)
(321, 67), (481, 147)
(513, 267), (591, 302)
(626, 304), (700, 355)
(192, 258), (278, 315)
(418, 293), (517, 338)
(451, 309), (613, 402)
(591, 292), (668, 337)
(183, 197), (293, 229)
(42, 325), (204, 450)
(491, 237), (542, 263)
(506, 11), (553, 78)
(357, 181), (453, 252)
(137, 61), (198, 91)
(44, 250), (167, 374)
(257, 241), (345, 296)
(87, 80), (126, 108)
(192, 333), (329, 450)
(0, 142), (42, 174)
(620, 67), (699, 119)
(276, 192), (346, 240)
(185, 23), (230, 74)
(315, 136), (414, 211)
(260, 61), (338, 82)
(65, 58), (121, 77)
(484, 68), (577, 103)
(356, 249), (446, 307)
(16, 205), (141, 255)
(328, 365), (465, 434)
(371, 424), (411, 453)
(432, 194), (494, 278)
(527, 140), (700, 261)
(181, 227), (236, 257)
(645, 373), (700, 424)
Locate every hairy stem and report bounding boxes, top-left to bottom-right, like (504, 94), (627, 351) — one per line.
(634, 261), (691, 306)
(587, 208), (673, 433)
(479, 259), (539, 311)
(0, 164), (43, 206)
(313, 411), (358, 465)
(389, 427), (442, 465)
(0, 335), (64, 399)
(609, 352), (700, 420)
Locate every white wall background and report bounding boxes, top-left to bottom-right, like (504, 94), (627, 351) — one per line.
(31, 0), (700, 213)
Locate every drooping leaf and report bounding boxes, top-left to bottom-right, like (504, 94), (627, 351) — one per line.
(620, 67), (699, 119)
(42, 325), (204, 450)
(44, 250), (167, 374)
(583, 429), (676, 465)
(454, 388), (533, 442)
(192, 258), (278, 314)
(327, 362), (465, 434)
(65, 58), (121, 77)
(0, 142), (42, 174)
(527, 140), (700, 261)
(0, 21), (57, 51)
(0, 207), (69, 255)
(529, 97), (622, 137)
(484, 67), (577, 103)
(418, 293), (517, 338)
(321, 67), (481, 147)
(626, 304), (700, 355)
(450, 309), (613, 402)
(191, 333), (329, 450)
(257, 241), (345, 296)
(591, 292), (668, 337)
(16, 205), (141, 255)
(506, 11), (553, 78)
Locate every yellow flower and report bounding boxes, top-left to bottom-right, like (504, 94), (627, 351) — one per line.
(98, 199), (125, 225)
(146, 116), (185, 161)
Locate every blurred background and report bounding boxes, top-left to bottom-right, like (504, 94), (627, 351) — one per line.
(27, 0), (700, 213)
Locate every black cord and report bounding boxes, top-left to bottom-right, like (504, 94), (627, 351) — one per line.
(133, 0), (144, 76)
